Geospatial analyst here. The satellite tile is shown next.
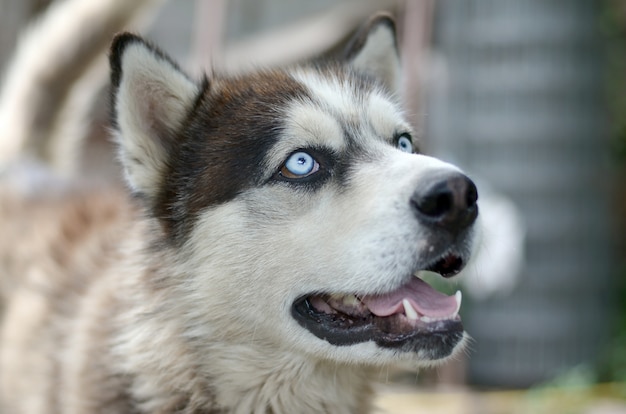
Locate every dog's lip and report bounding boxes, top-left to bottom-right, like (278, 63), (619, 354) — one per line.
(291, 250), (468, 354)
(291, 291), (464, 352)
(291, 267), (465, 355)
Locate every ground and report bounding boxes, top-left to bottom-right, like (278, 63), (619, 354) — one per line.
(374, 384), (626, 414)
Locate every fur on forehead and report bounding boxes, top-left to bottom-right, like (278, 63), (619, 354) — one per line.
(273, 66), (410, 160)
(109, 13), (404, 242)
(164, 67), (408, 241)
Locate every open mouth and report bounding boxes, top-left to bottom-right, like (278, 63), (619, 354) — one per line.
(291, 252), (466, 359)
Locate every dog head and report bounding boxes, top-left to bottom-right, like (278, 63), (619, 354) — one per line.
(110, 14), (478, 367)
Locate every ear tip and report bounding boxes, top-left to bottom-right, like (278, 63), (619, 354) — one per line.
(362, 12), (397, 45)
(367, 12), (397, 33)
(109, 32), (149, 129)
(367, 13), (398, 50)
(344, 12), (398, 61)
(109, 32), (146, 88)
(110, 33), (146, 61)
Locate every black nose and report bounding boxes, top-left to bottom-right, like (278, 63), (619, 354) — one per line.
(411, 173), (478, 235)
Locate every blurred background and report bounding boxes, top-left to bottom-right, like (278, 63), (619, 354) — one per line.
(1, 0), (625, 413)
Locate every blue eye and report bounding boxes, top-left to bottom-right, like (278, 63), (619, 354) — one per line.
(281, 151), (319, 179)
(397, 135), (413, 153)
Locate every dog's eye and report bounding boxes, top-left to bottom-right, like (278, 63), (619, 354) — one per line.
(396, 134), (413, 153)
(280, 151), (320, 179)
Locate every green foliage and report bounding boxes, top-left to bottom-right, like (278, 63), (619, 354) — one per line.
(596, 0), (626, 389)
(600, 0), (626, 162)
(597, 263), (626, 385)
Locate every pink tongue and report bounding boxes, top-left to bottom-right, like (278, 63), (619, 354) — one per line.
(360, 277), (458, 318)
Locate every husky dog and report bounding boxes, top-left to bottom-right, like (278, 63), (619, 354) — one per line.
(0, 13), (478, 414)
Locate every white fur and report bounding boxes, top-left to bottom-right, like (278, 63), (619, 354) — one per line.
(290, 69), (410, 149)
(115, 43), (199, 197)
(266, 102), (346, 172)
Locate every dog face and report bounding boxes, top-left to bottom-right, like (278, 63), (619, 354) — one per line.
(110, 15), (477, 367)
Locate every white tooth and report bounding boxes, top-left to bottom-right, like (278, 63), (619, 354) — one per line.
(420, 315), (433, 323)
(454, 290), (462, 316)
(415, 270), (439, 279)
(402, 299), (419, 321)
(342, 295), (360, 306)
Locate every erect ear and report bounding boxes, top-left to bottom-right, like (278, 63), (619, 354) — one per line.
(109, 33), (200, 200)
(343, 13), (401, 95)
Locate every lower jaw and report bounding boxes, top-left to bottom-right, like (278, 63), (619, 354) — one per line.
(376, 320), (465, 360)
(291, 297), (464, 360)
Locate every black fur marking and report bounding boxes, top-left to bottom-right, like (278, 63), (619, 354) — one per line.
(108, 27), (401, 245)
(154, 71), (311, 243)
(108, 34), (312, 244)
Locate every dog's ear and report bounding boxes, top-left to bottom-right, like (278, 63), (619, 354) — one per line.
(109, 33), (200, 200)
(343, 13), (401, 95)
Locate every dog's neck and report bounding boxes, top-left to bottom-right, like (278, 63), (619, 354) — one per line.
(112, 252), (376, 414)
(203, 343), (375, 413)
(118, 316), (375, 413)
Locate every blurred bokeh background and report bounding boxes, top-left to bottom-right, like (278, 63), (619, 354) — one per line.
(1, 0), (625, 413)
